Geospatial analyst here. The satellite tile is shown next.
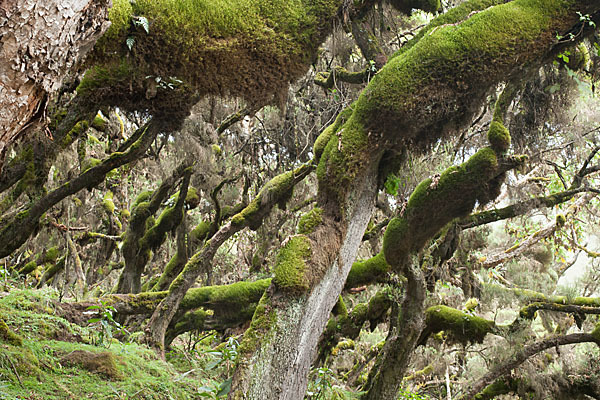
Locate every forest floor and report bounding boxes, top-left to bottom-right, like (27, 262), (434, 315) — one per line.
(0, 286), (212, 400)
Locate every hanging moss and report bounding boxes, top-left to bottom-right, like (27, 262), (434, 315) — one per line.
(82, 0), (344, 117)
(297, 207), (323, 234)
(272, 235), (312, 294)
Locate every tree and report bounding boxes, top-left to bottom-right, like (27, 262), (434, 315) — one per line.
(1, 0), (600, 399)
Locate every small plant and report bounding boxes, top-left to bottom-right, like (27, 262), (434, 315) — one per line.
(85, 300), (129, 348)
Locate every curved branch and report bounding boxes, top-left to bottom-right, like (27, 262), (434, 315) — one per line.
(464, 333), (600, 399)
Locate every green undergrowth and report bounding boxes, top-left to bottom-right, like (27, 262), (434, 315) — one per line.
(0, 288), (201, 399)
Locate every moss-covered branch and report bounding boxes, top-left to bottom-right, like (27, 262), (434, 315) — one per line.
(144, 162), (314, 354)
(117, 162), (191, 293)
(0, 121), (158, 258)
(459, 188), (587, 229)
(463, 331), (600, 399)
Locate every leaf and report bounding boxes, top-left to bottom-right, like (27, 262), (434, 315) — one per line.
(86, 305), (100, 310)
(126, 37), (135, 51)
(88, 318), (101, 323)
(217, 377), (232, 396)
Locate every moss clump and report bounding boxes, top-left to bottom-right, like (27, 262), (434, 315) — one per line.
(81, 157), (101, 173)
(103, 190), (116, 214)
(272, 235), (312, 293)
(60, 350), (123, 380)
(425, 305), (495, 344)
(345, 252), (390, 289)
(487, 120), (511, 153)
(297, 207), (323, 234)
(132, 190), (153, 208)
(0, 319), (22, 346)
(237, 293), (277, 358)
(91, 114), (108, 132)
(191, 220), (211, 242)
(556, 213), (566, 227)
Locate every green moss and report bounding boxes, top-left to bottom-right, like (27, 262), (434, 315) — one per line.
(350, 303), (368, 322)
(190, 220), (211, 242)
(591, 323), (600, 344)
(132, 190), (153, 208)
(556, 213), (566, 227)
(425, 305), (495, 344)
(81, 157), (101, 173)
(332, 296), (347, 316)
(313, 105), (353, 162)
(237, 293), (277, 358)
(62, 120), (89, 148)
(232, 164), (310, 230)
(60, 350), (123, 380)
(272, 235), (312, 293)
(0, 319), (23, 346)
(345, 252), (391, 289)
(487, 120), (511, 153)
(474, 378), (519, 400)
(103, 190), (116, 214)
(353, 0), (571, 135)
(91, 115), (108, 132)
(211, 144), (222, 156)
(297, 207), (323, 234)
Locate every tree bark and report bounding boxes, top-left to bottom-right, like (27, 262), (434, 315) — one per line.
(0, 0), (110, 170)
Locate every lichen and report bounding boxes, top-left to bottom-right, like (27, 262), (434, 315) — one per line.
(272, 235), (312, 293)
(297, 207), (323, 234)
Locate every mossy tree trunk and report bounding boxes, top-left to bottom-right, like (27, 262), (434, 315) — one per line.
(229, 1), (598, 398)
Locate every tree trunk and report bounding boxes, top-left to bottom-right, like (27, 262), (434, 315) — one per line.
(229, 160), (380, 399)
(0, 0), (110, 170)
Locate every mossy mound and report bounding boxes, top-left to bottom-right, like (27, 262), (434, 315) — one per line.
(0, 288), (201, 399)
(60, 350), (122, 380)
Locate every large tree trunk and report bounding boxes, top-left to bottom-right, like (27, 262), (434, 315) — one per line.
(229, 0), (598, 398)
(0, 0), (110, 170)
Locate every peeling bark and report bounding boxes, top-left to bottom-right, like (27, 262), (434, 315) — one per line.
(0, 0), (110, 170)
